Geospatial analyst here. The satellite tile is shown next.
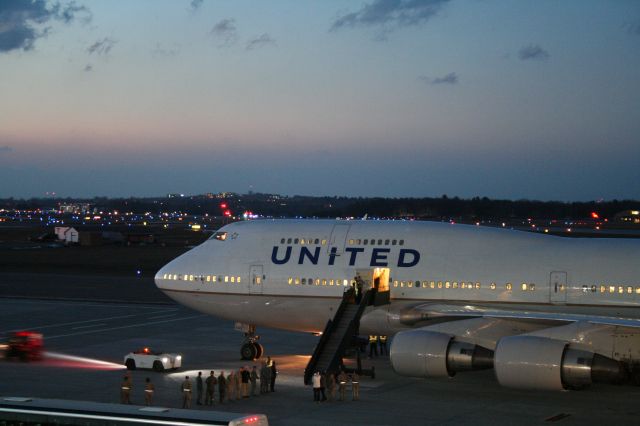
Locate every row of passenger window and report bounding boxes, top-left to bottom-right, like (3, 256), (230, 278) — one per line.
(589, 285), (640, 294)
(288, 277), (351, 286)
(349, 238), (405, 246)
(278, 237), (406, 246)
(280, 238), (328, 245)
(393, 281), (532, 291)
(162, 273), (242, 283)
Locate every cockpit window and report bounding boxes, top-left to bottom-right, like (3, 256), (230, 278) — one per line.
(210, 231), (227, 241)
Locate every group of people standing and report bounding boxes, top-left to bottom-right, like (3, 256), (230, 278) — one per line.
(120, 357), (278, 408)
(311, 369), (359, 403)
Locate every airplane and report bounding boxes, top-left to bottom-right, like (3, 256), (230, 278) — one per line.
(154, 219), (640, 391)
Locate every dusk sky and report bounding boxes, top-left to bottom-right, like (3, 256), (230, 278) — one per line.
(1, 0), (639, 200)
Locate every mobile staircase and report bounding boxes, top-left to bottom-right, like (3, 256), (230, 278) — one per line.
(304, 286), (379, 385)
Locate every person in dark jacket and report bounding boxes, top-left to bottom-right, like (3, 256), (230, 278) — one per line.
(217, 371), (226, 404)
(196, 371), (203, 405)
(270, 359), (277, 392)
(205, 371), (216, 405)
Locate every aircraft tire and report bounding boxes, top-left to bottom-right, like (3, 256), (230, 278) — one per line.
(153, 360), (164, 372)
(241, 343), (257, 360)
(254, 343), (264, 359)
(125, 358), (136, 370)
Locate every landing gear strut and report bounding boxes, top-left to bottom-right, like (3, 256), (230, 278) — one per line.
(237, 323), (264, 360)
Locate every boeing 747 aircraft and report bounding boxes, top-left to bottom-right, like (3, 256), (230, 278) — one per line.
(155, 219), (640, 391)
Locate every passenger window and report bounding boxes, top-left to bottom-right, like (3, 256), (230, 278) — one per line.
(415, 280), (420, 288)
(287, 238), (292, 244)
(529, 283), (534, 291)
(452, 282), (458, 289)
(377, 239), (382, 245)
(399, 240), (404, 245)
(329, 279), (334, 286)
(506, 283), (512, 291)
(322, 279), (327, 286)
(301, 278), (306, 285)
(321, 239), (327, 245)
(295, 277), (300, 285)
(300, 239), (305, 245)
(363, 239), (368, 245)
(392, 239), (397, 245)
(445, 281), (450, 289)
(385, 239), (390, 245)
(490, 282), (496, 290)
(475, 282), (481, 289)
(437, 281), (443, 289)
(230, 276), (235, 283)
(430, 281), (435, 289)
(294, 238), (299, 244)
(315, 239), (320, 244)
(280, 238), (285, 244)
(288, 277), (293, 285)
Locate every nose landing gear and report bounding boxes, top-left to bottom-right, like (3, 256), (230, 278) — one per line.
(237, 323), (264, 360)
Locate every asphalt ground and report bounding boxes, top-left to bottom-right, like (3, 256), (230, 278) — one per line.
(2, 294), (640, 426)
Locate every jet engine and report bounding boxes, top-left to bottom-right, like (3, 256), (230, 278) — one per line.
(390, 329), (494, 378)
(494, 335), (626, 391)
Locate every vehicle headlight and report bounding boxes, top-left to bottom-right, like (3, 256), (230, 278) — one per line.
(176, 355), (182, 361)
(162, 357), (168, 363)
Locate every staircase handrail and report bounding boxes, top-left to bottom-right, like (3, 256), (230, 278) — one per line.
(303, 288), (355, 384)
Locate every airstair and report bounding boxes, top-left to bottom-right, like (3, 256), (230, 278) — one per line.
(304, 269), (390, 385)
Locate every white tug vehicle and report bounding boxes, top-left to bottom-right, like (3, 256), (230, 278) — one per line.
(124, 347), (182, 372)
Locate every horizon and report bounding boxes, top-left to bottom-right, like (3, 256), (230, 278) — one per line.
(1, 1), (639, 201)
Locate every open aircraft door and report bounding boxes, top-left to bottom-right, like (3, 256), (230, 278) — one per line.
(249, 265), (263, 294)
(328, 223), (351, 255)
(549, 271), (567, 304)
(355, 267), (391, 306)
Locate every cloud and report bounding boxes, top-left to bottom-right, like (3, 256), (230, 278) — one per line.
(87, 37), (116, 55)
(83, 63), (92, 72)
(190, 0), (204, 12)
(419, 72), (458, 85)
(246, 33), (275, 50)
(330, 0), (449, 36)
(0, 146), (13, 153)
(210, 18), (238, 46)
(0, 0), (90, 53)
(518, 44), (550, 61)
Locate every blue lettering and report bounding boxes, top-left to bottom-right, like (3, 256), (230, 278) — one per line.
(345, 247), (364, 266)
(397, 249), (420, 267)
(328, 247), (338, 265)
(271, 246), (292, 265)
(298, 246), (320, 264)
(370, 248), (390, 267)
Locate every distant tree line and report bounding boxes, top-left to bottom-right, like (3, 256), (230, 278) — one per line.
(1, 194), (639, 221)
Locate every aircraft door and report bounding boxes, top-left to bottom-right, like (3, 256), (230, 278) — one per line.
(328, 223), (351, 255)
(249, 265), (263, 295)
(549, 271), (567, 304)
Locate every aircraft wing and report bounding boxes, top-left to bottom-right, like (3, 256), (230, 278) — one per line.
(403, 302), (640, 329)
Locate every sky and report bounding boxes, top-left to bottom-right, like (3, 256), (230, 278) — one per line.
(1, 0), (639, 201)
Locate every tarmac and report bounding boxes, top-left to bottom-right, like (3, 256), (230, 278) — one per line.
(1, 275), (640, 425)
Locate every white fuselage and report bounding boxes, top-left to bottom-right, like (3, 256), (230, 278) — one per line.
(155, 219), (640, 334)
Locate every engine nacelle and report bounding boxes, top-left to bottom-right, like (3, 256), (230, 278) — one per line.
(390, 330), (493, 378)
(494, 335), (625, 391)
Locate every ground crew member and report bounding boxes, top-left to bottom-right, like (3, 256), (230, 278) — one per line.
(217, 371), (226, 404)
(263, 361), (271, 393)
(120, 375), (132, 404)
(337, 370), (348, 401)
(226, 371), (235, 402)
(241, 367), (250, 398)
(270, 360), (277, 392)
(181, 376), (192, 408)
(368, 335), (378, 357)
(351, 372), (360, 401)
(196, 371), (203, 405)
(235, 368), (242, 400)
(144, 377), (154, 406)
(312, 371), (322, 403)
(205, 371), (216, 405)
(379, 335), (388, 355)
(326, 372), (336, 401)
(250, 365), (258, 396)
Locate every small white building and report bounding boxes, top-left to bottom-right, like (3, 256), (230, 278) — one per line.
(54, 226), (79, 244)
